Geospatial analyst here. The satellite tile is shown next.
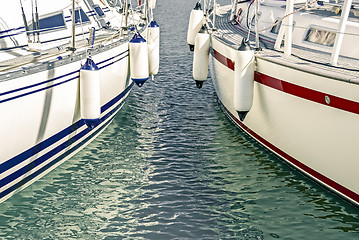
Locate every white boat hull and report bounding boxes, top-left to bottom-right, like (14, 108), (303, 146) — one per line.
(0, 41), (133, 203)
(209, 36), (359, 206)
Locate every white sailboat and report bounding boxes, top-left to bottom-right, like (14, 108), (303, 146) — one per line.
(187, 0), (359, 206)
(0, 0), (159, 203)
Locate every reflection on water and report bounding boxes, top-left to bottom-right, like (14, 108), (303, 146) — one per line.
(0, 0), (358, 239)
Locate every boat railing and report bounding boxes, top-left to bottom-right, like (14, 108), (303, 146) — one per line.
(235, 0), (357, 65)
(0, 30), (126, 73)
(0, 1), (150, 73)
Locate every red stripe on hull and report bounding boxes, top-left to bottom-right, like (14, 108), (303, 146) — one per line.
(213, 49), (235, 71)
(212, 47), (359, 205)
(212, 47), (359, 115)
(255, 72), (359, 115)
(220, 99), (359, 206)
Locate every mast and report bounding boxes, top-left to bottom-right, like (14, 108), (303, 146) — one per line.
(330, 0), (353, 66)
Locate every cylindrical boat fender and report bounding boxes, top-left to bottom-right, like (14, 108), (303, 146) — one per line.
(148, 0), (157, 9)
(148, 20), (160, 78)
(233, 38), (255, 121)
(129, 32), (149, 87)
(192, 25), (210, 89)
(80, 58), (101, 129)
(187, 2), (204, 52)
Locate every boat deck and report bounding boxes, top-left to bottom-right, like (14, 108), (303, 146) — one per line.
(211, 5), (359, 84)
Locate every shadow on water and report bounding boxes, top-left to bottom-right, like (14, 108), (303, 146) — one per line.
(0, 0), (358, 239)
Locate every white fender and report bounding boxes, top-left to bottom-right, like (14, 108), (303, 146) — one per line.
(129, 33), (149, 87)
(80, 58), (101, 128)
(233, 39), (255, 121)
(193, 26), (210, 88)
(148, 0), (157, 9)
(187, 2), (204, 51)
(148, 20), (160, 78)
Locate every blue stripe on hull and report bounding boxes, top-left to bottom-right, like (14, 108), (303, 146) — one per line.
(0, 53), (130, 175)
(0, 82), (134, 200)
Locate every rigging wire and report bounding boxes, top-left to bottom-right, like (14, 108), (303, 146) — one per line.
(31, 0), (36, 42)
(34, 0), (40, 43)
(71, 0), (76, 51)
(77, 1), (87, 42)
(77, 0), (93, 57)
(19, 0), (31, 43)
(0, 17), (19, 47)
